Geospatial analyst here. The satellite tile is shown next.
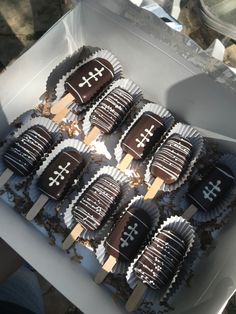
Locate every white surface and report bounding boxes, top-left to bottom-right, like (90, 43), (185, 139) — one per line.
(0, 1), (236, 313)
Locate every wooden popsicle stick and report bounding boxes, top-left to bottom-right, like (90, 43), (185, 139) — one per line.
(26, 194), (49, 221)
(52, 106), (71, 123)
(94, 255), (117, 284)
(117, 154), (134, 172)
(62, 224), (84, 250)
(144, 177), (164, 200)
(125, 280), (148, 312)
(182, 204), (198, 220)
(50, 93), (74, 115)
(0, 168), (14, 189)
(84, 126), (101, 145)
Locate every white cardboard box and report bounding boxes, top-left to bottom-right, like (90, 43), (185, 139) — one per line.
(0, 1), (236, 313)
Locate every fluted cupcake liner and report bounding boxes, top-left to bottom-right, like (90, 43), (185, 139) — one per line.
(82, 78), (143, 136)
(173, 154), (236, 224)
(0, 116), (62, 181)
(63, 165), (134, 241)
(114, 102), (175, 170)
(53, 49), (123, 114)
(145, 122), (204, 192)
(28, 139), (91, 217)
(126, 216), (196, 303)
(95, 195), (160, 275)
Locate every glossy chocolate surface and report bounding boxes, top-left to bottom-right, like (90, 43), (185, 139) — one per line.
(3, 125), (53, 176)
(187, 163), (235, 212)
(39, 150), (85, 201)
(135, 230), (186, 289)
(121, 112), (165, 160)
(72, 175), (121, 231)
(151, 134), (192, 184)
(65, 58), (114, 105)
(90, 87), (133, 134)
(105, 207), (151, 262)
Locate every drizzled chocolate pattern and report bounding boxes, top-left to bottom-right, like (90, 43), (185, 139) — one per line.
(38, 150), (85, 201)
(65, 58), (114, 105)
(90, 88), (134, 134)
(135, 230), (186, 290)
(3, 126), (53, 176)
(187, 163), (235, 212)
(72, 175), (121, 231)
(105, 207), (151, 262)
(121, 112), (165, 160)
(151, 134), (192, 184)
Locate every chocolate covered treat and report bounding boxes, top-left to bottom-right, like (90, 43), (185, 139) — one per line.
(125, 229), (187, 312)
(95, 207), (151, 284)
(90, 87), (133, 134)
(3, 125), (53, 176)
(26, 150), (85, 221)
(144, 134), (192, 200)
(183, 163), (235, 220)
(38, 150), (85, 201)
(65, 58), (114, 105)
(72, 175), (121, 231)
(135, 230), (186, 290)
(63, 175), (121, 250)
(121, 112), (165, 160)
(51, 57), (115, 123)
(151, 134), (192, 185)
(106, 207), (151, 262)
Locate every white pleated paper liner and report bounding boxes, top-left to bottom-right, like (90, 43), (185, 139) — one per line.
(173, 154), (236, 224)
(145, 122), (204, 193)
(82, 78), (143, 136)
(0, 117), (62, 183)
(53, 49), (123, 107)
(114, 102), (175, 168)
(126, 216), (196, 303)
(28, 139), (91, 217)
(63, 165), (135, 241)
(95, 195), (160, 275)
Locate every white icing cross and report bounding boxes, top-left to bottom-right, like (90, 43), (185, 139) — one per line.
(48, 162), (71, 187)
(121, 223), (139, 248)
(135, 125), (155, 148)
(78, 67), (104, 88)
(203, 180), (221, 202)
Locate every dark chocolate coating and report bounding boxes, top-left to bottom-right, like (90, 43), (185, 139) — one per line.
(121, 112), (165, 160)
(90, 88), (133, 134)
(105, 207), (151, 262)
(38, 150), (85, 201)
(65, 58), (114, 105)
(135, 230), (186, 289)
(3, 125), (53, 176)
(187, 163), (235, 212)
(151, 134), (192, 184)
(72, 175), (121, 231)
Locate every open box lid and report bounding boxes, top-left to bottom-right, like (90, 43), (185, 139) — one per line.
(0, 1), (236, 313)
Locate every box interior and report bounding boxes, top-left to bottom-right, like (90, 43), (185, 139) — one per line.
(0, 1), (236, 313)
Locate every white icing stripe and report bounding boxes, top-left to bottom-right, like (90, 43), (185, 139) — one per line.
(95, 59), (114, 77)
(188, 194), (206, 211)
(106, 243), (128, 260)
(216, 165), (235, 179)
(63, 151), (82, 164)
(65, 82), (83, 103)
(122, 142), (142, 158)
(145, 113), (164, 126)
(127, 210), (150, 229)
